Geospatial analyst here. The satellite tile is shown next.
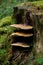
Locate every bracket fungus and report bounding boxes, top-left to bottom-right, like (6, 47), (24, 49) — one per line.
(10, 6), (34, 48)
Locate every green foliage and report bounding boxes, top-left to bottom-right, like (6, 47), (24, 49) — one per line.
(0, 34), (8, 44)
(0, 16), (12, 27)
(0, 49), (8, 65)
(0, 16), (16, 45)
(0, 49), (7, 60)
(0, 16), (16, 65)
(0, 0), (43, 19)
(32, 1), (43, 7)
(35, 53), (43, 65)
(0, 27), (7, 33)
(0, 48), (11, 65)
(36, 57), (43, 65)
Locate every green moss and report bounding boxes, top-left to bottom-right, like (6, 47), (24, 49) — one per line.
(0, 15), (16, 65)
(0, 34), (8, 44)
(32, 1), (43, 6)
(0, 16), (12, 27)
(0, 49), (7, 59)
(0, 48), (11, 65)
(17, 1), (43, 7)
(0, 15), (17, 27)
(0, 27), (7, 34)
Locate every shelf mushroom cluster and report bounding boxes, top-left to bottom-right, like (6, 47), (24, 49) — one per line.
(10, 24), (33, 48)
(10, 6), (34, 48)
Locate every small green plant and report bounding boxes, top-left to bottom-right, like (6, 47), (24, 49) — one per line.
(35, 53), (43, 65)
(36, 57), (43, 65)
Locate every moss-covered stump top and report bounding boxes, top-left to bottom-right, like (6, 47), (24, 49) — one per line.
(16, 2), (43, 14)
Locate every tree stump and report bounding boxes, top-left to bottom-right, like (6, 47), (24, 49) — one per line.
(9, 5), (43, 65)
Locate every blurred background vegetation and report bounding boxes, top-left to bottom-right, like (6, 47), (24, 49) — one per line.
(0, 0), (43, 19)
(0, 0), (43, 65)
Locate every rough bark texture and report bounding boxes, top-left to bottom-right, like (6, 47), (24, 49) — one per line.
(34, 15), (43, 54)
